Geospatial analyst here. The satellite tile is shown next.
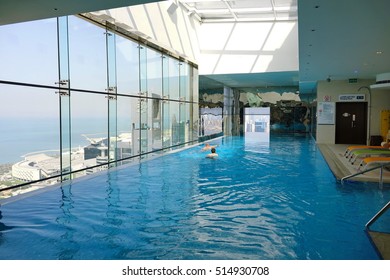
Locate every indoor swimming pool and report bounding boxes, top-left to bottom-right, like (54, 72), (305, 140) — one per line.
(0, 135), (389, 260)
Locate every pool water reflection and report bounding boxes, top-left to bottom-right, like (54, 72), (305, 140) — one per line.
(0, 135), (389, 259)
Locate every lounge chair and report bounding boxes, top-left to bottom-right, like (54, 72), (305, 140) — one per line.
(344, 145), (382, 158)
(349, 149), (390, 164)
(358, 157), (390, 171)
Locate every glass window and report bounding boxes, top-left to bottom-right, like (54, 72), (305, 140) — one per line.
(168, 57), (180, 101)
(70, 91), (108, 174)
(192, 102), (199, 141)
(116, 35), (140, 95)
(0, 15), (198, 195)
(147, 48), (162, 152)
(180, 62), (190, 101)
(0, 18), (58, 86)
(117, 95), (139, 162)
(162, 99), (171, 148)
(170, 101), (180, 146)
(0, 84), (60, 190)
(68, 16), (107, 92)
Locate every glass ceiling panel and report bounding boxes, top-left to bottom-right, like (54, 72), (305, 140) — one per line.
(236, 12), (275, 20)
(179, 0), (298, 22)
(228, 0), (274, 9)
(185, 1), (227, 10)
(273, 0), (297, 8)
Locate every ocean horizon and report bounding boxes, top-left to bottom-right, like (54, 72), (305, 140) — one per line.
(0, 117), (128, 164)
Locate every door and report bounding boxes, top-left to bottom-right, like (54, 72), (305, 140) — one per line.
(335, 102), (367, 144)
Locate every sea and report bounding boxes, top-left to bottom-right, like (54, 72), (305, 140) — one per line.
(0, 118), (112, 164)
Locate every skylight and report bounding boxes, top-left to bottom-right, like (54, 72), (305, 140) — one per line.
(179, 0), (297, 22)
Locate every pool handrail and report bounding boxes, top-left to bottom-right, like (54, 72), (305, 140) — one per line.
(365, 200), (390, 230)
(341, 162), (390, 187)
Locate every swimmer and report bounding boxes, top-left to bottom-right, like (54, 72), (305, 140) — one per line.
(201, 143), (217, 151)
(206, 147), (218, 159)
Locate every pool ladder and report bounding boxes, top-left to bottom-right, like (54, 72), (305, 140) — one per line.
(365, 200), (390, 259)
(341, 162), (390, 188)
(341, 163), (390, 259)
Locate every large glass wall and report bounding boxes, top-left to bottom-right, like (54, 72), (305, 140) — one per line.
(0, 15), (198, 199)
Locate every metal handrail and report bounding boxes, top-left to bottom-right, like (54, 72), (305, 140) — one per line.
(366, 200), (390, 230)
(341, 162), (390, 187)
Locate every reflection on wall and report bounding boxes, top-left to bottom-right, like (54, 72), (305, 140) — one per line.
(200, 87), (314, 135)
(242, 89), (311, 133)
(199, 88), (224, 137)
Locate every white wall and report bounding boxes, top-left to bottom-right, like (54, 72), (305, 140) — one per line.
(316, 79), (390, 144)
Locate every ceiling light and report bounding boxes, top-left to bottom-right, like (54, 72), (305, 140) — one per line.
(376, 51), (383, 55)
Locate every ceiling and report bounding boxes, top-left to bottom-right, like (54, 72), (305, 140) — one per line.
(0, 0), (162, 25)
(298, 0), (390, 93)
(179, 0), (297, 22)
(1, 0), (390, 94)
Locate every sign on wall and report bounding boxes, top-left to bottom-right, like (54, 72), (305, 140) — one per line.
(338, 94), (365, 102)
(317, 102), (335, 125)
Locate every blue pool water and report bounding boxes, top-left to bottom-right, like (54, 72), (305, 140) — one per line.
(0, 135), (389, 260)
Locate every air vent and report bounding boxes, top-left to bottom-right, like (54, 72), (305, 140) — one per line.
(370, 73), (390, 89)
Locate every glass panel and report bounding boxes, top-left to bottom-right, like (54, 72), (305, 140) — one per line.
(180, 62), (190, 102)
(58, 17), (70, 83)
(179, 102), (187, 144)
(179, 62), (191, 144)
(147, 48), (162, 152)
(68, 16), (107, 92)
(0, 18), (58, 86)
(192, 67), (199, 141)
(169, 57), (180, 101)
(139, 45), (149, 157)
(0, 84), (60, 196)
(192, 102), (199, 141)
(57, 16), (71, 179)
(115, 35), (140, 162)
(117, 96), (139, 164)
(71, 91), (108, 174)
(106, 30), (117, 165)
(162, 55), (171, 148)
(108, 97), (117, 163)
(170, 101), (180, 147)
(60, 93), (71, 177)
(152, 98), (162, 151)
(162, 100), (171, 148)
(116, 35), (139, 95)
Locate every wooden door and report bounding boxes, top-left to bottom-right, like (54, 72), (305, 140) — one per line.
(335, 102), (367, 144)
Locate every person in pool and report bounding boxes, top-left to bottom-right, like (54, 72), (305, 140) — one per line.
(201, 143), (217, 151)
(206, 147), (218, 159)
